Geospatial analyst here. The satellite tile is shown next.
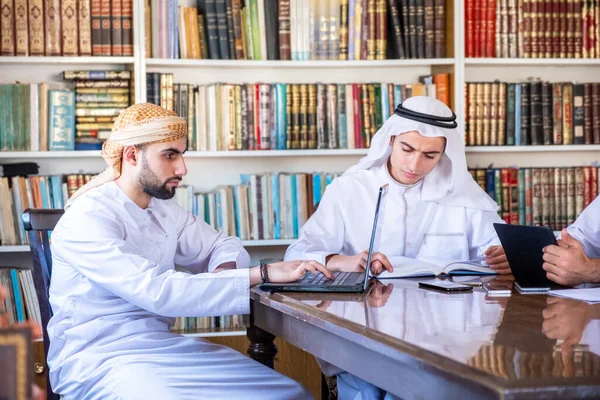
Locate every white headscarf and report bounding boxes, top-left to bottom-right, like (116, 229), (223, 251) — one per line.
(344, 96), (498, 212)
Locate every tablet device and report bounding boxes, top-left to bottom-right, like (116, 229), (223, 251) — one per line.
(493, 223), (557, 290)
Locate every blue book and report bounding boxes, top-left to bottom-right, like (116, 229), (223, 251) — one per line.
(290, 175), (298, 238)
(215, 192), (223, 231)
(381, 83), (389, 121)
(48, 90), (75, 151)
(232, 187), (243, 238)
(515, 84), (522, 146)
(52, 176), (64, 209)
(10, 269), (25, 322)
(394, 85), (402, 108)
(485, 169), (495, 200)
(39, 177), (49, 209)
(272, 174), (280, 239)
(312, 174), (322, 207)
(275, 84), (287, 149)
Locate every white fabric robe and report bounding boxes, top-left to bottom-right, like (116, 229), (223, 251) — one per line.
(285, 164), (503, 268)
(48, 182), (311, 400)
(567, 195), (600, 258)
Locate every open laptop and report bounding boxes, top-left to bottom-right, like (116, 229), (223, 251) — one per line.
(259, 184), (388, 293)
(493, 223), (558, 291)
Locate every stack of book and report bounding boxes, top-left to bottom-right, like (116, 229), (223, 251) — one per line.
(465, 79), (600, 146)
(63, 70), (133, 150)
(145, 0), (447, 60)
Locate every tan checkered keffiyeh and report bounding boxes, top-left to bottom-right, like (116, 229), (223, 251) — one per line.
(65, 103), (187, 209)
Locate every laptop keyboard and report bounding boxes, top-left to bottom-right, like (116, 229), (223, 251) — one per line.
(300, 271), (354, 286)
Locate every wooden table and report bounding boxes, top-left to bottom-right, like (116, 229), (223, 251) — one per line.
(246, 278), (600, 399)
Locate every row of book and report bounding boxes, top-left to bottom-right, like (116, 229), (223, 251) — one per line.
(465, 0), (599, 58)
(465, 80), (600, 146)
(145, 0), (447, 61)
(470, 166), (599, 231)
(174, 172), (339, 240)
(0, 0), (133, 56)
(0, 71), (132, 152)
(0, 174), (94, 246)
(147, 73), (450, 151)
(1, 165), (598, 245)
(0, 267), (41, 326)
(171, 315), (244, 333)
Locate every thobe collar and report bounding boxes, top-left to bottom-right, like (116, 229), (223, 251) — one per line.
(103, 181), (162, 220)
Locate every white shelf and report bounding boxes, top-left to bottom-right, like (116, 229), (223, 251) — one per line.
(0, 151), (101, 158)
(0, 241), (292, 252)
(0, 245), (29, 252)
(0, 149), (369, 159)
(0, 56), (135, 65)
(242, 239), (294, 246)
(465, 58), (600, 66)
(4, 147), (600, 158)
(465, 145), (600, 153)
(146, 58), (455, 68)
(179, 329), (246, 338)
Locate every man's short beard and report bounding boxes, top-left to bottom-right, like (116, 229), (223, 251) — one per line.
(138, 152), (179, 200)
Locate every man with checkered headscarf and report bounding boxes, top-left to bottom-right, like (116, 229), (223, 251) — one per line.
(48, 103), (329, 399)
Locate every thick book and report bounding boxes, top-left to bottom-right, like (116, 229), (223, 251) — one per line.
(377, 256), (497, 278)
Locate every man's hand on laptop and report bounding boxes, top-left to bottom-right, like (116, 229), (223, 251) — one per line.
(542, 229), (600, 286)
(326, 251), (394, 275)
(250, 260), (334, 286)
(485, 245), (512, 275)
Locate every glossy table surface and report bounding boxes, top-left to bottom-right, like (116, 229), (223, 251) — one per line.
(250, 276), (600, 399)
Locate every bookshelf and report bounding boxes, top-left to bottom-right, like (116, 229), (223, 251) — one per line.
(1, 0), (599, 338)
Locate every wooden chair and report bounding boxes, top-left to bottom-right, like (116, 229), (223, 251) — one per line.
(23, 208), (64, 400)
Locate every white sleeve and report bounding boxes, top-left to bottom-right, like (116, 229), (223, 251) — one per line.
(567, 195), (600, 258)
(174, 205), (251, 273)
(466, 209), (504, 260)
(284, 180), (346, 265)
(52, 209), (250, 318)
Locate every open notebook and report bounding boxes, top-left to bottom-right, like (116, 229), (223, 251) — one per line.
(376, 256), (497, 279)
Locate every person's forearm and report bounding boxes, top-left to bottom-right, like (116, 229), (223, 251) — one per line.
(249, 266), (262, 287)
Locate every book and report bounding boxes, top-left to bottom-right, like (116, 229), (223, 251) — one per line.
(376, 255), (497, 279)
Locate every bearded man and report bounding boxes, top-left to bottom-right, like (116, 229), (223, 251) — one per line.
(48, 103), (328, 399)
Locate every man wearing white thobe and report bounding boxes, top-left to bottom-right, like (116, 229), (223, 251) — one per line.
(47, 103), (330, 399)
(285, 96), (511, 400)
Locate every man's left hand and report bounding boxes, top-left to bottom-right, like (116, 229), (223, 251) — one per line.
(485, 245), (512, 275)
(542, 229), (600, 286)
